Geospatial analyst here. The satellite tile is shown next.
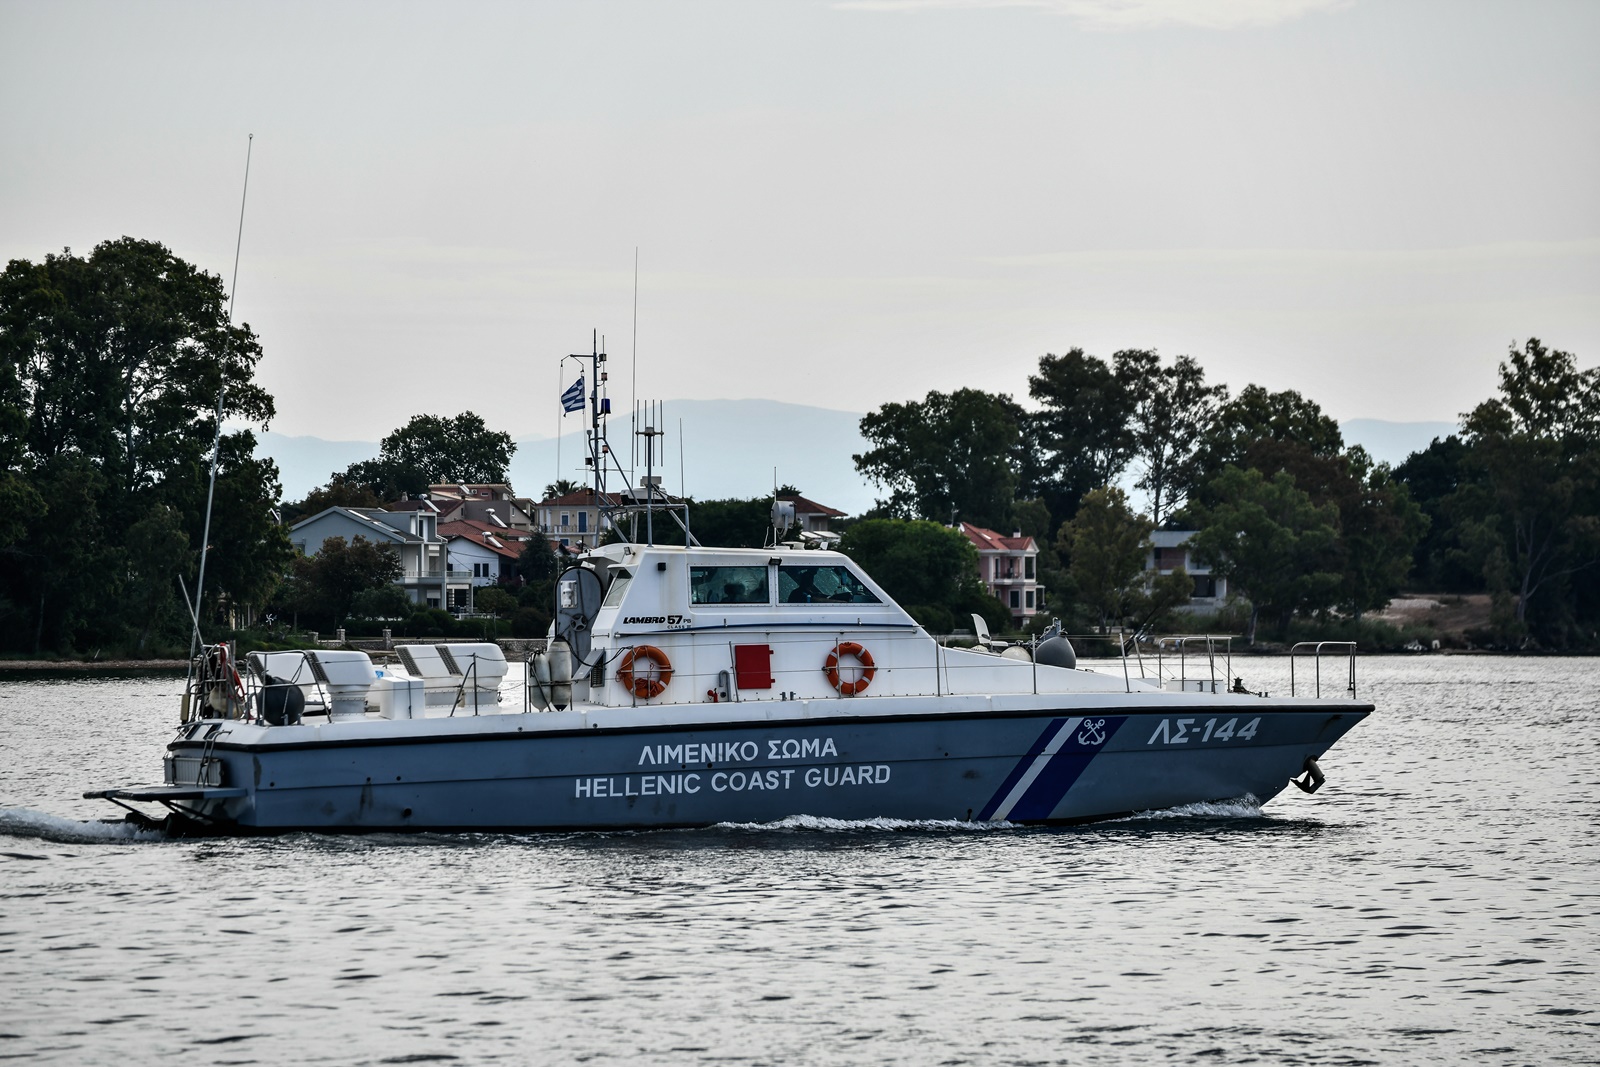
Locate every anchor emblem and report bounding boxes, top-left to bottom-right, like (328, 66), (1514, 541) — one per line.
(1076, 718), (1107, 746)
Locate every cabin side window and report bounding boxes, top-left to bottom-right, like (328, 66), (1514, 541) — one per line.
(778, 565), (881, 604)
(689, 566), (770, 605)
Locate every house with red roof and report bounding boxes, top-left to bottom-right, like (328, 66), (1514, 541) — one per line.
(959, 522), (1041, 623)
(438, 520), (530, 600)
(777, 491), (846, 533)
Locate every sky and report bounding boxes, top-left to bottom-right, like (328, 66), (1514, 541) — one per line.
(2, 0), (1596, 448)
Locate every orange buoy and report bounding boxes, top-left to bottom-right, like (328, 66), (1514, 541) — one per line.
(618, 645), (674, 699)
(823, 641), (876, 696)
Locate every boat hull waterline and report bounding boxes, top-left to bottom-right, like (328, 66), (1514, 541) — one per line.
(107, 696), (1368, 833)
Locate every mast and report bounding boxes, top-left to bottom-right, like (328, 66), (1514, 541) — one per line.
(190, 133), (254, 657)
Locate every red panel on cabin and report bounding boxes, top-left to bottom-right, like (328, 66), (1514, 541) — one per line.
(734, 644), (774, 689)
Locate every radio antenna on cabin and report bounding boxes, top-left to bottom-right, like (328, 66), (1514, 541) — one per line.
(189, 133), (254, 659)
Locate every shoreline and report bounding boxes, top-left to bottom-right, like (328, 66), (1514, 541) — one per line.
(0, 660), (187, 671)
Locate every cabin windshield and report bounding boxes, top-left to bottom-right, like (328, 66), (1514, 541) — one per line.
(602, 570), (633, 608)
(689, 566), (770, 605)
(778, 565), (880, 605)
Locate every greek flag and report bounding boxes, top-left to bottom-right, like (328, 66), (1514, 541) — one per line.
(560, 376), (585, 414)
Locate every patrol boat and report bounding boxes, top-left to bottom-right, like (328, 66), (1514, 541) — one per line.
(87, 354), (1371, 834)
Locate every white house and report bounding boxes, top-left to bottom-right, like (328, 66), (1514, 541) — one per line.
(289, 506), (469, 610)
(1147, 530), (1228, 610)
(440, 520), (527, 588)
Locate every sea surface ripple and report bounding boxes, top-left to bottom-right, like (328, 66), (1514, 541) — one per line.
(1, 656), (1596, 1065)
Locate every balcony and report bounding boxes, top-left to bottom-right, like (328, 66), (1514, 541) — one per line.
(399, 568), (473, 583)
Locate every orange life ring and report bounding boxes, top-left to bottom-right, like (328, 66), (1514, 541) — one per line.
(619, 645), (673, 699)
(824, 641), (876, 696)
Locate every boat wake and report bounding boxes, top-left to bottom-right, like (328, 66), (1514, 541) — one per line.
(712, 814), (1014, 833)
(1118, 795), (1265, 821)
(0, 806), (165, 844)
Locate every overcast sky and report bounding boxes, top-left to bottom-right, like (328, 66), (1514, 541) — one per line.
(3, 0), (1596, 445)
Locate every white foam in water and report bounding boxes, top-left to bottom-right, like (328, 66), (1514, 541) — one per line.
(713, 813), (1014, 833)
(1118, 794), (1265, 821)
(0, 806), (165, 843)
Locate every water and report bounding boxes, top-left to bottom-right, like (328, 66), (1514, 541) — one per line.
(2, 657), (1596, 1065)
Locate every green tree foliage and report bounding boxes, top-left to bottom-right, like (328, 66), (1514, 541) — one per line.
(854, 388), (1024, 530)
(542, 479), (582, 499)
(124, 505), (192, 650)
(1452, 338), (1600, 637)
(1027, 349), (1134, 526)
(281, 474), (384, 527)
(473, 586), (518, 618)
(689, 497), (773, 549)
(284, 536), (402, 629)
(1394, 435), (1478, 590)
(1334, 452), (1428, 620)
(1057, 487), (1155, 632)
(0, 238), (284, 652)
(349, 583), (412, 620)
(838, 518), (1005, 631)
(514, 533), (560, 585)
(340, 412), (515, 499)
(1190, 467), (1341, 643)
(1195, 384), (1345, 479)
(1115, 350), (1229, 526)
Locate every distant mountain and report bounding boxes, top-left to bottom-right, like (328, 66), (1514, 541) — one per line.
(1339, 419), (1458, 468)
(258, 409), (1459, 515)
(258, 399), (878, 514)
(256, 431), (381, 500)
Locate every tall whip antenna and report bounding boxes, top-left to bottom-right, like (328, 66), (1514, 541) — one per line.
(631, 248), (639, 481)
(190, 133), (254, 657)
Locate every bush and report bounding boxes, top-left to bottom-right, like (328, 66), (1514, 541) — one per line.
(513, 606), (552, 638)
(402, 608), (455, 638)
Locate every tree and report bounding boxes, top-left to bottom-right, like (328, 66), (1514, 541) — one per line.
(839, 519), (984, 616)
(1334, 452), (1427, 621)
(514, 534), (560, 585)
(341, 412), (515, 498)
(1027, 349), (1136, 528)
(474, 586), (518, 618)
(1395, 435), (1478, 591)
(350, 583), (412, 620)
(0, 238), (281, 651)
(690, 498), (773, 549)
(1188, 384), (1345, 516)
(543, 478), (582, 499)
(854, 388), (1024, 530)
(124, 505), (192, 650)
(1114, 350), (1228, 526)
(1190, 467), (1341, 643)
(291, 536), (403, 628)
(281, 474), (384, 527)
(1454, 338), (1600, 634)
(1057, 487), (1153, 632)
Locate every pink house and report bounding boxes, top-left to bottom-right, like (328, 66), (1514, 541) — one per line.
(959, 522), (1040, 622)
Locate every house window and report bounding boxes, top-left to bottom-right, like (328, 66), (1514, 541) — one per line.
(1010, 590), (1021, 609)
(1025, 557), (1035, 579)
(578, 512), (588, 532)
(1025, 590), (1035, 609)
(560, 512), (571, 528)
(1193, 576), (1218, 598)
(1155, 547), (1187, 571)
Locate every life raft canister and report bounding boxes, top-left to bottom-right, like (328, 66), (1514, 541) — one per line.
(824, 641), (876, 696)
(618, 645), (673, 699)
